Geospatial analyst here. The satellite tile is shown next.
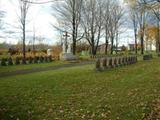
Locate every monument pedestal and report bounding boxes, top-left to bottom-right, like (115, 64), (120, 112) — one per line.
(60, 53), (77, 61)
(60, 41), (77, 61)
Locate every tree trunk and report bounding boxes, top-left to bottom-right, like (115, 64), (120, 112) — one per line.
(72, 40), (76, 55)
(110, 36), (114, 55)
(105, 29), (108, 55)
(134, 29), (138, 54)
(72, 23), (76, 55)
(93, 48), (97, 55)
(141, 35), (144, 54)
(157, 20), (160, 52)
(91, 45), (96, 55)
(72, 0), (76, 55)
(116, 32), (118, 54)
(105, 42), (108, 55)
(23, 23), (26, 59)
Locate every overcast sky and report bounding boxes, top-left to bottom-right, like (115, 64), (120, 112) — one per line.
(0, 0), (59, 45)
(0, 0), (134, 46)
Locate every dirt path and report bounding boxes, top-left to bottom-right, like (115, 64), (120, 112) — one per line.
(0, 61), (94, 78)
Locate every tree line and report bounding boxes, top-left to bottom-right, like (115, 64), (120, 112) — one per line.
(0, 0), (160, 61)
(53, 0), (160, 55)
(53, 0), (124, 55)
(126, 0), (160, 54)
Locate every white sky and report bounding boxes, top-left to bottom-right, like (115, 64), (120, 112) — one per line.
(0, 0), (134, 46)
(0, 0), (59, 45)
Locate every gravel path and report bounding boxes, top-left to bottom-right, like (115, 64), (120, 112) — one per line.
(0, 61), (94, 78)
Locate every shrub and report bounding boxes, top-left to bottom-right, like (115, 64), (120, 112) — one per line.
(8, 48), (19, 56)
(41, 49), (47, 54)
(1, 58), (6, 66)
(15, 57), (20, 65)
(8, 57), (13, 65)
(28, 48), (31, 52)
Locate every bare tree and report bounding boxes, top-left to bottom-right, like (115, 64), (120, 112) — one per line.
(142, 0), (160, 20)
(0, 1), (5, 30)
(0, 12), (4, 30)
(11, 0), (31, 62)
(23, 0), (64, 4)
(103, 0), (110, 55)
(137, 1), (149, 54)
(157, 13), (160, 52)
(142, 0), (160, 52)
(81, 0), (104, 55)
(114, 6), (124, 54)
(128, 3), (139, 54)
(32, 24), (36, 53)
(52, 0), (83, 55)
(107, 1), (124, 54)
(127, 0), (148, 54)
(126, 0), (151, 54)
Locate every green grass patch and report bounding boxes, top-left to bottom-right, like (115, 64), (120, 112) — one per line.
(0, 59), (160, 119)
(0, 61), (68, 73)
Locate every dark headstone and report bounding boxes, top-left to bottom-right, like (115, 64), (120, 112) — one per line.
(34, 57), (38, 63)
(44, 56), (48, 62)
(39, 56), (44, 63)
(143, 54), (153, 60)
(112, 57), (116, 68)
(109, 58), (112, 68)
(106, 58), (110, 68)
(8, 57), (13, 65)
(96, 58), (101, 71)
(28, 57), (33, 64)
(1, 58), (7, 66)
(101, 58), (107, 69)
(118, 57), (122, 66)
(22, 57), (26, 64)
(48, 56), (52, 62)
(122, 57), (125, 66)
(15, 57), (20, 65)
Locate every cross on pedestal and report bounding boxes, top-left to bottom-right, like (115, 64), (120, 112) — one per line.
(63, 31), (70, 41)
(63, 31), (70, 53)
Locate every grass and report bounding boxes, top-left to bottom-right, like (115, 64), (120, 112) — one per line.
(0, 61), (69, 73)
(0, 58), (160, 119)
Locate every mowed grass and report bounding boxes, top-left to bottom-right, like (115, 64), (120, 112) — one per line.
(0, 61), (69, 74)
(0, 58), (160, 120)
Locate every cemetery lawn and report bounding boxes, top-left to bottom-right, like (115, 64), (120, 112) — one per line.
(0, 58), (160, 120)
(0, 61), (69, 74)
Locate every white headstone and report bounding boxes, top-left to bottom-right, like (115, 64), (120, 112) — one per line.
(67, 44), (71, 53)
(47, 49), (52, 56)
(60, 43), (77, 61)
(62, 43), (66, 53)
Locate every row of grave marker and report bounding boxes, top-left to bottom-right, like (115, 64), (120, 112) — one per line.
(0, 56), (53, 66)
(96, 56), (138, 71)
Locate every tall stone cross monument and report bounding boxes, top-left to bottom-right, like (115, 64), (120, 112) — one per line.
(62, 31), (70, 53)
(60, 31), (77, 61)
